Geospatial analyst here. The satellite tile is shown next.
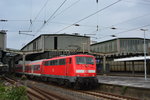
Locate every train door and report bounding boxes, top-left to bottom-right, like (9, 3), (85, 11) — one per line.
(31, 65), (34, 73)
(41, 62), (45, 74)
(66, 58), (72, 76)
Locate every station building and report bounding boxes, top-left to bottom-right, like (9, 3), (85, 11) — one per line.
(90, 38), (150, 75)
(22, 33), (90, 52)
(8, 33), (150, 76)
(12, 33), (90, 66)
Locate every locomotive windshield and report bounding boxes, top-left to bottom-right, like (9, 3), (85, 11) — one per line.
(76, 57), (94, 64)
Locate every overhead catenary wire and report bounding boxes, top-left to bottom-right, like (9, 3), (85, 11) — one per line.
(112, 13), (150, 27)
(46, 0), (68, 23)
(97, 12), (150, 31)
(115, 24), (150, 35)
(51, 0), (81, 20)
(28, 0), (50, 32)
(122, 0), (150, 5)
(33, 0), (50, 22)
(95, 24), (150, 41)
(34, 0), (68, 35)
(54, 0), (122, 34)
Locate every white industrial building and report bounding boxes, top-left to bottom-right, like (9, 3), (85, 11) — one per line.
(21, 34), (90, 53)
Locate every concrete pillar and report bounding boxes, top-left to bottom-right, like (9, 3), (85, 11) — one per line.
(103, 55), (106, 74)
(132, 61), (135, 76)
(124, 61), (126, 72)
(117, 39), (120, 53)
(22, 54), (26, 72)
(11, 58), (15, 73)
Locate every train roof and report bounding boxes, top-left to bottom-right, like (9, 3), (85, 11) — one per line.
(28, 59), (45, 65)
(43, 54), (94, 61)
(24, 54), (94, 65)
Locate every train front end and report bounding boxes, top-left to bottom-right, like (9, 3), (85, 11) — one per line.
(74, 55), (98, 89)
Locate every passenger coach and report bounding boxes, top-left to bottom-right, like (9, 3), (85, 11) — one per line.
(16, 54), (98, 89)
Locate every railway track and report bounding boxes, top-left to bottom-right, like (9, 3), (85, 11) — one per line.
(28, 78), (140, 100)
(3, 76), (70, 100)
(3, 76), (140, 100)
(82, 91), (139, 100)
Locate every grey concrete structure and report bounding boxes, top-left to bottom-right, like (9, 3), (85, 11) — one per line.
(91, 38), (150, 75)
(97, 75), (150, 89)
(0, 31), (6, 63)
(21, 34), (90, 52)
(91, 38), (150, 54)
(0, 31), (6, 50)
(97, 75), (150, 100)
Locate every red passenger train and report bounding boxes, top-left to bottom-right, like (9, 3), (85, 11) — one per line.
(15, 54), (98, 89)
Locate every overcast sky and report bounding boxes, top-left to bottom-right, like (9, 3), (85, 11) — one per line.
(0, 0), (150, 49)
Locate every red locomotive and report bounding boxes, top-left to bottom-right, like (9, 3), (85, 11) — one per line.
(15, 54), (98, 89)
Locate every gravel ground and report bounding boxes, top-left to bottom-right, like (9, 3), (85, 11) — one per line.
(22, 79), (102, 100)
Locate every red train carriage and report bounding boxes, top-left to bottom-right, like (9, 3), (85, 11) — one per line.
(15, 60), (44, 78)
(15, 54), (98, 89)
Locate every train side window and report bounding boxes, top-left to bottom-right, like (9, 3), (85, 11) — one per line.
(50, 61), (53, 66)
(34, 65), (40, 70)
(51, 60), (54, 65)
(37, 65), (40, 70)
(53, 60), (57, 65)
(44, 61), (49, 66)
(56, 60), (59, 65)
(48, 61), (51, 66)
(59, 59), (65, 65)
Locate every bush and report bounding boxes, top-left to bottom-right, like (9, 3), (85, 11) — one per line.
(21, 75), (27, 80)
(0, 83), (28, 100)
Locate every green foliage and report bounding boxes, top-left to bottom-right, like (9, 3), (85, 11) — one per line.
(21, 75), (27, 80)
(121, 86), (128, 95)
(0, 83), (28, 100)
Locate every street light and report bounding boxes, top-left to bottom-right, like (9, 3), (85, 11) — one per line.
(82, 43), (86, 53)
(140, 29), (148, 80)
(0, 19), (8, 22)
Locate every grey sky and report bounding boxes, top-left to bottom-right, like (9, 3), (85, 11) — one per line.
(0, 0), (150, 49)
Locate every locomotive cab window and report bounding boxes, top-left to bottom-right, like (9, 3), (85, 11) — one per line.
(76, 57), (94, 64)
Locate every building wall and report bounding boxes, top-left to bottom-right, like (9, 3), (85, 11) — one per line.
(44, 35), (90, 51)
(22, 34), (90, 52)
(91, 40), (117, 53)
(44, 36), (54, 50)
(22, 36), (43, 51)
(57, 36), (89, 50)
(92, 38), (150, 74)
(91, 38), (150, 54)
(120, 39), (150, 53)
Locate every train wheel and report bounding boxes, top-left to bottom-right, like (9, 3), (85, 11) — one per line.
(64, 80), (71, 88)
(74, 81), (81, 89)
(58, 79), (65, 86)
(41, 77), (47, 82)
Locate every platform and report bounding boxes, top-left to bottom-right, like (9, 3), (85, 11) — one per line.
(97, 75), (150, 89)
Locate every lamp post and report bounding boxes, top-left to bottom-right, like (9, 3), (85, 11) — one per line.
(140, 29), (148, 80)
(82, 43), (86, 53)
